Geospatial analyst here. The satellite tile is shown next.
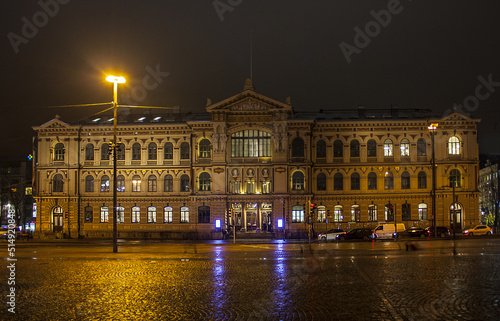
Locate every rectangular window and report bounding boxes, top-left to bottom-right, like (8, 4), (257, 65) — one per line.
(232, 181), (240, 194)
(180, 207), (189, 223)
(148, 207), (156, 223)
(117, 207), (124, 223)
(132, 207), (140, 223)
(247, 181), (255, 194)
(368, 205), (377, 221)
(261, 181), (271, 194)
(164, 207), (173, 223)
(100, 207), (109, 223)
(292, 208), (304, 223)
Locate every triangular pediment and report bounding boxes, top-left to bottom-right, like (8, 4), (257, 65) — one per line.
(206, 79), (293, 114)
(440, 112), (474, 122)
(34, 118), (71, 130)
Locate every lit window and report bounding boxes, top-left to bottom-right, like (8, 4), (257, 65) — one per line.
(368, 205), (377, 221)
(232, 181), (240, 194)
(448, 136), (460, 155)
(199, 139), (211, 158)
(180, 206), (189, 223)
(317, 205), (326, 223)
(261, 181), (271, 194)
(100, 206), (109, 223)
(117, 206), (124, 223)
(100, 175), (109, 192)
(334, 205), (343, 222)
(292, 205), (304, 223)
(247, 181), (255, 194)
(132, 175), (141, 192)
(384, 139), (393, 157)
(132, 206), (140, 223)
(117, 175), (125, 192)
(351, 205), (360, 222)
(85, 206), (93, 223)
(231, 130), (271, 157)
(449, 169), (461, 187)
(418, 203), (427, 220)
(400, 139), (410, 157)
(199, 172), (211, 191)
(164, 206), (173, 223)
(148, 206), (156, 223)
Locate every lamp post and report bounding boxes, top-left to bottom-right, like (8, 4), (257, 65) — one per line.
(428, 123), (438, 238)
(106, 75), (126, 253)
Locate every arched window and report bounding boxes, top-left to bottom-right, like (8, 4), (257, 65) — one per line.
(400, 139), (410, 156)
(334, 173), (343, 191)
(54, 143), (65, 161)
(116, 143), (125, 160)
(367, 139), (377, 157)
(333, 140), (343, 158)
(117, 175), (125, 192)
(368, 172), (377, 190)
(132, 143), (141, 160)
(100, 206), (109, 223)
(317, 205), (326, 222)
(164, 206), (173, 223)
(164, 142), (173, 159)
(384, 172), (394, 190)
(85, 175), (94, 192)
(417, 138), (426, 156)
(148, 175), (157, 192)
(350, 140), (360, 157)
(180, 142), (190, 159)
(291, 137), (305, 157)
(53, 174), (64, 192)
(198, 206), (210, 223)
(100, 175), (109, 192)
(101, 143), (110, 160)
(85, 144), (94, 160)
(199, 139), (211, 158)
(448, 136), (460, 155)
(180, 206), (189, 223)
(351, 172), (360, 190)
(368, 204), (377, 221)
(132, 175), (141, 192)
(85, 206), (93, 223)
(148, 142), (157, 160)
(292, 171), (304, 190)
(117, 206), (124, 223)
(333, 205), (343, 222)
(351, 205), (360, 222)
(292, 205), (305, 223)
(199, 172), (211, 191)
(148, 206), (156, 223)
(131, 206), (140, 223)
(180, 174), (190, 192)
(164, 174), (173, 192)
(418, 171), (427, 189)
(384, 139), (393, 157)
(402, 203), (411, 221)
(401, 171), (410, 189)
(418, 203), (428, 220)
(317, 173), (326, 191)
(316, 140), (326, 158)
(449, 169), (461, 187)
(231, 130), (271, 157)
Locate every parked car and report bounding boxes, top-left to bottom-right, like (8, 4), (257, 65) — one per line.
(336, 228), (373, 241)
(462, 225), (492, 236)
(425, 226), (450, 237)
(399, 227), (427, 238)
(317, 229), (345, 241)
(372, 223), (406, 239)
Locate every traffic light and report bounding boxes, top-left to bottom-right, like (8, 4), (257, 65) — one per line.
(310, 202), (317, 215)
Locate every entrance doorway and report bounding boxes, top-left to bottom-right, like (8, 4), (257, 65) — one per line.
(450, 203), (462, 231)
(53, 206), (63, 232)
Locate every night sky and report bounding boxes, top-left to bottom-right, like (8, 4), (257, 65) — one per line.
(2, 0), (500, 159)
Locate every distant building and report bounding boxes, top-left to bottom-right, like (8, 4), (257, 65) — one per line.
(32, 79), (480, 239)
(0, 159), (35, 230)
(479, 161), (499, 229)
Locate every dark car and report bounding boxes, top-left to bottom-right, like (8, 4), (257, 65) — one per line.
(425, 226), (450, 237)
(399, 227), (427, 238)
(336, 228), (373, 241)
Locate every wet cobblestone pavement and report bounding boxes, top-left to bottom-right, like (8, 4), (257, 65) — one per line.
(1, 238), (500, 320)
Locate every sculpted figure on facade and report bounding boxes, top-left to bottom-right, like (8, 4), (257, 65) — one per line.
(219, 125), (227, 152)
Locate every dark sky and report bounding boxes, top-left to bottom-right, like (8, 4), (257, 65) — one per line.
(2, 0), (500, 159)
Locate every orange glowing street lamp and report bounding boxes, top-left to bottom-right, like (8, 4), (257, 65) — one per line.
(107, 75), (126, 253)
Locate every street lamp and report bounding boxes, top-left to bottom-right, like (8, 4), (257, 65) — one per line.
(107, 75), (126, 253)
(428, 123), (438, 238)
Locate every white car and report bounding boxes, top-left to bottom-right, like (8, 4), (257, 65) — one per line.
(318, 229), (345, 241)
(462, 225), (492, 236)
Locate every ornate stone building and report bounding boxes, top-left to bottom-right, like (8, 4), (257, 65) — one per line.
(32, 79), (480, 239)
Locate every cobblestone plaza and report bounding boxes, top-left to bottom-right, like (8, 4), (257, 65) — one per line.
(2, 238), (500, 320)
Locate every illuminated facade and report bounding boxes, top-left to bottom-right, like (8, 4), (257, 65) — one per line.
(32, 79), (480, 239)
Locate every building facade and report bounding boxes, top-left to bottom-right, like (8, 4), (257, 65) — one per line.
(479, 161), (499, 230)
(32, 79), (480, 239)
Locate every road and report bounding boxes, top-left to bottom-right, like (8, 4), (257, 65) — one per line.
(1, 237), (500, 320)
